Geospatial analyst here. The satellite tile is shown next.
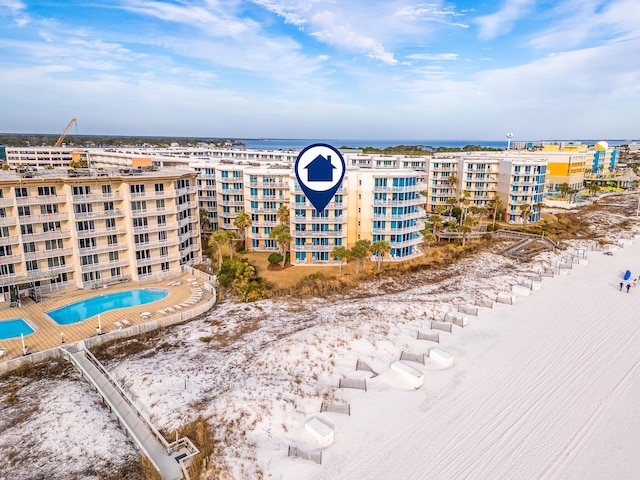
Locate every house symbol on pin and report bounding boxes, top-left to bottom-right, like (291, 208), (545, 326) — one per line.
(305, 154), (336, 182)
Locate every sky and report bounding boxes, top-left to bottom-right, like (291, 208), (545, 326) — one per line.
(0, 0), (639, 140)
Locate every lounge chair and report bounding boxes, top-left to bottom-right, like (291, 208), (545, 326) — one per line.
(121, 320), (132, 327)
(165, 306), (175, 313)
(0, 348), (6, 358)
(114, 321), (123, 329)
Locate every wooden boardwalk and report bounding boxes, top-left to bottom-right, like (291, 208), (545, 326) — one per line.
(0, 274), (213, 359)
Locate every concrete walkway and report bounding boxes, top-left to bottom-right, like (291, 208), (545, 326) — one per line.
(64, 344), (190, 480)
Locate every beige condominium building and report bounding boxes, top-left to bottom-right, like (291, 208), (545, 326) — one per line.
(0, 167), (201, 302)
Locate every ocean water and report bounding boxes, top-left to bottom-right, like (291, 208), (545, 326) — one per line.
(236, 138), (628, 151)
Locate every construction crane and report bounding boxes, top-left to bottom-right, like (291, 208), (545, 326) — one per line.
(54, 118), (77, 147)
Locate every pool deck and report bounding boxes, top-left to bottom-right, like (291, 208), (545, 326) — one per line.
(0, 274), (214, 360)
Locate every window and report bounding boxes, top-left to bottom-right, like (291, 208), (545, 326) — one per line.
(160, 246), (168, 256)
(21, 224), (33, 235)
(105, 218), (116, 229)
(0, 245), (12, 256)
(158, 231), (167, 241)
(137, 265), (152, 276)
(130, 184), (145, 194)
(76, 220), (95, 231)
(133, 217), (148, 228)
(78, 238), (96, 249)
(104, 201), (114, 212)
(46, 239), (64, 250)
(111, 267), (121, 277)
(24, 242), (36, 253)
(81, 254), (99, 265)
(155, 183), (164, 194)
(74, 204), (92, 214)
(157, 215), (166, 226)
(47, 257), (65, 268)
(107, 235), (118, 245)
(40, 204), (59, 214)
(131, 200), (146, 211)
(37, 186), (56, 196)
(156, 198), (165, 209)
(161, 262), (170, 271)
(72, 186), (91, 195)
(109, 251), (119, 262)
(134, 233), (149, 244)
(26, 260), (38, 271)
(102, 184), (112, 194)
(18, 206), (31, 216)
(0, 264), (15, 275)
(15, 187), (27, 198)
(43, 221), (61, 232)
(136, 249), (151, 260)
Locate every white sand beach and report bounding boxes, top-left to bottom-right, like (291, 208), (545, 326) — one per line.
(2, 233), (640, 480)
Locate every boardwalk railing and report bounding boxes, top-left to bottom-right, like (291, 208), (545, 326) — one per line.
(288, 445), (322, 464)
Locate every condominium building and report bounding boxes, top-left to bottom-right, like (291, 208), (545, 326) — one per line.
(497, 155), (547, 224)
(544, 152), (589, 191)
(0, 167), (201, 298)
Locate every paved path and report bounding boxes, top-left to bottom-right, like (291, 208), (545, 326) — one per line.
(66, 345), (184, 480)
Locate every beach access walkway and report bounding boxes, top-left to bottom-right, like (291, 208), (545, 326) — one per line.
(62, 343), (198, 480)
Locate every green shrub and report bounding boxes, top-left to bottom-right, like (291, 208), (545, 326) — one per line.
(268, 253), (283, 265)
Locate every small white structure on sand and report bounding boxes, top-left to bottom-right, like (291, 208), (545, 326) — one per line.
(496, 292), (517, 304)
(391, 361), (424, 389)
(511, 284), (530, 296)
(429, 348), (454, 367)
(305, 418), (334, 447)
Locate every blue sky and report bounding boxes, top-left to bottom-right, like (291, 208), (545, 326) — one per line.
(1, 0), (639, 140)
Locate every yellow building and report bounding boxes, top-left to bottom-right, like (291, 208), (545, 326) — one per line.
(0, 167), (201, 299)
(544, 152), (588, 190)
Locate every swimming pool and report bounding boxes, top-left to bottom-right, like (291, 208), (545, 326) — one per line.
(46, 288), (169, 325)
(0, 318), (35, 341)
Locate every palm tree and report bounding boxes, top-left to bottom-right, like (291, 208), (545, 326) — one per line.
(331, 246), (350, 274)
(428, 214), (444, 235)
(208, 230), (229, 268)
(489, 196), (504, 228)
(371, 240), (390, 272)
(276, 205), (290, 224)
(269, 223), (292, 267)
(199, 208), (211, 234)
(520, 204), (532, 224)
(233, 210), (252, 250)
(459, 216), (477, 247)
(351, 240), (371, 274)
(420, 227), (436, 252)
(586, 182), (601, 197)
(226, 230), (238, 257)
(558, 183), (571, 199)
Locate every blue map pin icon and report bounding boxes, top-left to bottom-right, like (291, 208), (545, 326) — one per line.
(294, 143), (346, 212)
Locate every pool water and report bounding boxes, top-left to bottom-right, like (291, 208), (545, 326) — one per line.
(47, 288), (169, 325)
(0, 318), (35, 340)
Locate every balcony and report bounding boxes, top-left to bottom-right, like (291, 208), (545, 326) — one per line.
(291, 201), (345, 209)
(176, 185), (198, 196)
(75, 209), (124, 220)
(0, 216), (17, 226)
(373, 198), (424, 207)
(0, 198), (13, 207)
(373, 183), (424, 193)
(0, 273), (28, 286)
(250, 220), (279, 227)
(135, 253), (181, 267)
(0, 253), (22, 264)
(81, 259), (129, 273)
(0, 235), (19, 247)
(218, 199), (245, 207)
(293, 215), (347, 224)
(16, 194), (68, 206)
(389, 236), (423, 248)
(180, 244), (201, 256)
(291, 244), (337, 252)
(22, 229), (71, 241)
(372, 225), (421, 235)
(176, 201), (198, 211)
(18, 212), (69, 224)
(372, 210), (424, 221)
(72, 193), (123, 203)
(292, 230), (345, 238)
(24, 247), (73, 261)
(26, 265), (75, 281)
(78, 243), (128, 256)
(248, 180), (288, 188)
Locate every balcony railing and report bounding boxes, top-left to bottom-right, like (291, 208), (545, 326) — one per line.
(293, 215), (347, 224)
(24, 247), (73, 261)
(291, 230), (345, 238)
(0, 217), (17, 226)
(373, 183), (423, 193)
(0, 253), (22, 264)
(373, 198), (424, 206)
(18, 212), (69, 224)
(71, 193), (123, 202)
(291, 244), (337, 252)
(22, 229), (71, 241)
(0, 235), (19, 246)
(26, 265), (75, 281)
(78, 243), (128, 256)
(74, 209), (124, 220)
(16, 194), (68, 206)
(0, 198), (14, 207)
(81, 259), (129, 273)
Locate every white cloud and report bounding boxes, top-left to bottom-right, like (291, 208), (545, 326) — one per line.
(405, 53), (459, 61)
(0, 0), (30, 26)
(475, 0), (535, 40)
